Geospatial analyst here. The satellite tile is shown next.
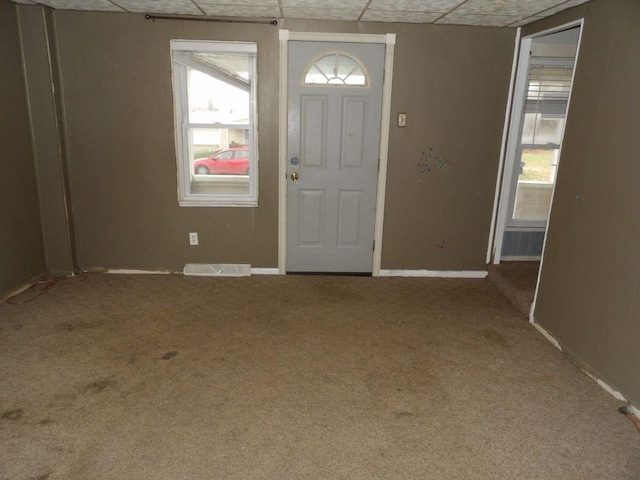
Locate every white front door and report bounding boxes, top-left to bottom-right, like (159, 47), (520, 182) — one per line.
(286, 41), (385, 273)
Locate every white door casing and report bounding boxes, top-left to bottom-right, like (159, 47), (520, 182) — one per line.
(278, 31), (396, 275)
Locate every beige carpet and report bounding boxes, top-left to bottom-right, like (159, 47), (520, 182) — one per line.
(0, 274), (638, 479)
(488, 261), (540, 318)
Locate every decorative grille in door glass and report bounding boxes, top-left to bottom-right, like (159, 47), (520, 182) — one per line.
(303, 51), (370, 87)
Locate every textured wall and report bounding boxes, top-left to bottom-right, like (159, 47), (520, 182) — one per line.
(49, 12), (513, 272)
(379, 24), (514, 270)
(525, 0), (640, 407)
(53, 12), (280, 270)
(0, 0), (46, 296)
(18, 6), (76, 275)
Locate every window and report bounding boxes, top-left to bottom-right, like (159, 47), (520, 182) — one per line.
(303, 51), (369, 86)
(171, 41), (258, 206)
(511, 56), (574, 223)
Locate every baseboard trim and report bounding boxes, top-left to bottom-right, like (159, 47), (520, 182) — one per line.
(85, 267), (282, 276)
(0, 271), (48, 304)
(624, 403), (640, 418)
(530, 320), (562, 351)
(531, 319), (639, 417)
(87, 268), (177, 275)
(251, 268), (280, 275)
(379, 269), (488, 279)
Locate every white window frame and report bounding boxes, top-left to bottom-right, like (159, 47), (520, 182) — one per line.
(171, 40), (258, 207)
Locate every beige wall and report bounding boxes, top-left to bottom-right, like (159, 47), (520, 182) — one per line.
(19, 6), (77, 275)
(53, 12), (280, 270)
(0, 0), (46, 296)
(47, 11), (513, 272)
(525, 0), (640, 406)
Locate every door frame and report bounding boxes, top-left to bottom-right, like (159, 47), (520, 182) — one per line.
(488, 19), (584, 266)
(278, 30), (396, 275)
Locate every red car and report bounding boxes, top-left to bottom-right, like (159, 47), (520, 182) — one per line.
(193, 147), (249, 175)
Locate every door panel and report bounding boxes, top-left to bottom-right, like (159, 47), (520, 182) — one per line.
(287, 41), (384, 273)
(301, 95), (327, 167)
(341, 97), (366, 168)
(299, 190), (324, 246)
(338, 190), (363, 246)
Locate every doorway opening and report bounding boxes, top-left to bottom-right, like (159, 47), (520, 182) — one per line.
(489, 21), (583, 317)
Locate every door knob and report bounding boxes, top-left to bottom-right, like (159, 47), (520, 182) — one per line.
(290, 172), (299, 181)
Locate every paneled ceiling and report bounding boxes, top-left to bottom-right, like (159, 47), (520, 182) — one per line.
(9, 0), (591, 27)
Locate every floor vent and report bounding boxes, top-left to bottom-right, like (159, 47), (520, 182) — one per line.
(183, 263), (251, 277)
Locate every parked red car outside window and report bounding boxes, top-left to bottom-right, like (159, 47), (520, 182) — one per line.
(193, 147), (249, 175)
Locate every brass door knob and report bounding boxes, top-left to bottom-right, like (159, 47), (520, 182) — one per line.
(290, 172), (299, 181)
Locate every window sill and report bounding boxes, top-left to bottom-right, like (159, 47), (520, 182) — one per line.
(179, 199), (258, 208)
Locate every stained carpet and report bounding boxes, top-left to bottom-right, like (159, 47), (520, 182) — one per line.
(0, 274), (638, 479)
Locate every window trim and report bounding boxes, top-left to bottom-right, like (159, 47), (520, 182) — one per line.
(171, 40), (258, 207)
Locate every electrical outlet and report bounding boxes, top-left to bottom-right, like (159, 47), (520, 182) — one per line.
(189, 232), (198, 246)
(398, 113), (407, 127)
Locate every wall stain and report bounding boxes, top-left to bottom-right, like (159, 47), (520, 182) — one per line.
(417, 147), (452, 173)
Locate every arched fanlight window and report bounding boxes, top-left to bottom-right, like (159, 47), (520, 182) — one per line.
(303, 51), (370, 87)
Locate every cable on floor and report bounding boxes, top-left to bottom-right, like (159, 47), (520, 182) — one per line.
(618, 404), (640, 435)
(5, 274), (87, 305)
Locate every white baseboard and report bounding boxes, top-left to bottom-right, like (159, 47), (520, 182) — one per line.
(625, 403), (640, 418)
(103, 269), (174, 274)
(1, 272), (48, 303)
(379, 269), (488, 279)
(531, 319), (639, 417)
(251, 268), (280, 275)
(93, 267), (282, 276)
(530, 320), (562, 351)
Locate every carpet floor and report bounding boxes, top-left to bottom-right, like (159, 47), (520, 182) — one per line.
(488, 261), (540, 318)
(0, 274), (638, 479)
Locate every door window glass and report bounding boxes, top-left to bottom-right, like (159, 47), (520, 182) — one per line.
(303, 51), (369, 87)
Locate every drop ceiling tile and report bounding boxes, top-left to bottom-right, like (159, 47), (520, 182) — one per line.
(196, 0), (278, 6)
(540, 0), (591, 15)
(198, 4), (280, 17)
(113, 0), (202, 14)
(506, 0), (590, 27)
(280, 0), (367, 7)
(367, 0), (463, 13)
(283, 6), (362, 21)
(361, 10), (442, 23)
(35, 0), (125, 11)
(437, 13), (521, 27)
(453, 0), (562, 17)
(509, 15), (546, 27)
